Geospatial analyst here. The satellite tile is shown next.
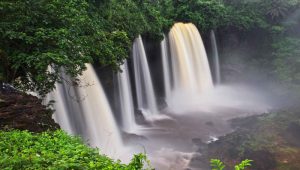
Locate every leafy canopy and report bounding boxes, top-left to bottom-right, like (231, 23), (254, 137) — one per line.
(1, 0), (296, 95)
(0, 0), (130, 95)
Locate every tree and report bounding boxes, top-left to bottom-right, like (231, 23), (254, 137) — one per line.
(273, 37), (300, 91)
(0, 0), (129, 95)
(2, 0), (293, 95)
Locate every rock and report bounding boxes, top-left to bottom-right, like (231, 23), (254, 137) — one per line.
(284, 122), (300, 147)
(192, 138), (207, 152)
(135, 109), (151, 126)
(244, 150), (276, 170)
(0, 90), (59, 132)
(205, 121), (214, 126)
(122, 131), (147, 144)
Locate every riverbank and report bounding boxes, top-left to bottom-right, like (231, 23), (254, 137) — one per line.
(190, 106), (300, 170)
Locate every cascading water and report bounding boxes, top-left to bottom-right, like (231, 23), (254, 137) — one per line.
(161, 35), (172, 105)
(132, 35), (158, 117)
(115, 61), (138, 132)
(47, 64), (123, 158)
(168, 23), (213, 93)
(47, 81), (73, 132)
(210, 30), (221, 84)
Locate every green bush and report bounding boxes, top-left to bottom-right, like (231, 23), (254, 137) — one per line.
(0, 130), (148, 170)
(210, 159), (252, 170)
(272, 37), (300, 92)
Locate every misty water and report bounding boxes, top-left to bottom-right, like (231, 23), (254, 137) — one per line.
(132, 35), (159, 119)
(47, 64), (124, 158)
(115, 61), (138, 133)
(131, 84), (273, 169)
(127, 23), (276, 169)
(49, 23), (278, 169)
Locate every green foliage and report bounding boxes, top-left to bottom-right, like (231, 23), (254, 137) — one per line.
(272, 37), (300, 91)
(95, 0), (148, 40)
(133, 0), (170, 40)
(260, 0), (300, 20)
(208, 110), (300, 169)
(234, 159), (253, 170)
(0, 130), (149, 170)
(211, 159), (225, 170)
(223, 0), (300, 29)
(93, 0), (171, 41)
(210, 159), (252, 170)
(172, 0), (227, 30)
(0, 0), (130, 95)
(222, 0), (300, 95)
(1, 0), (298, 95)
(155, 0), (267, 31)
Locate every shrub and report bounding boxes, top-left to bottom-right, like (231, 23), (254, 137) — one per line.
(0, 130), (148, 170)
(210, 159), (252, 170)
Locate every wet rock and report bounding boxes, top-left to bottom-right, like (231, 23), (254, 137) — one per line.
(0, 83), (17, 94)
(230, 114), (260, 129)
(244, 150), (276, 170)
(122, 131), (147, 144)
(157, 97), (167, 110)
(205, 121), (214, 126)
(189, 153), (210, 170)
(192, 138), (207, 152)
(135, 109), (151, 126)
(0, 90), (59, 132)
(189, 110), (300, 170)
(284, 122), (300, 147)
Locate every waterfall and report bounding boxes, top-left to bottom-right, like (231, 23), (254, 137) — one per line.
(43, 83), (72, 132)
(45, 67), (76, 133)
(161, 35), (172, 105)
(210, 30), (221, 84)
(168, 23), (213, 93)
(132, 35), (158, 117)
(47, 82), (72, 132)
(115, 61), (137, 132)
(47, 64), (123, 158)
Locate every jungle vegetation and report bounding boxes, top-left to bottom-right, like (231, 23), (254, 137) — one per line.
(1, 0), (299, 95)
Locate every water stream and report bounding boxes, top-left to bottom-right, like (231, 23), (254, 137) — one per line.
(161, 35), (172, 105)
(132, 35), (159, 118)
(115, 61), (138, 133)
(47, 23), (274, 169)
(210, 30), (221, 84)
(47, 64), (123, 158)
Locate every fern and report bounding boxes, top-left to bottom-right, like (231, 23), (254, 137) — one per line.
(210, 159), (225, 170)
(210, 159), (252, 170)
(235, 159), (253, 170)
